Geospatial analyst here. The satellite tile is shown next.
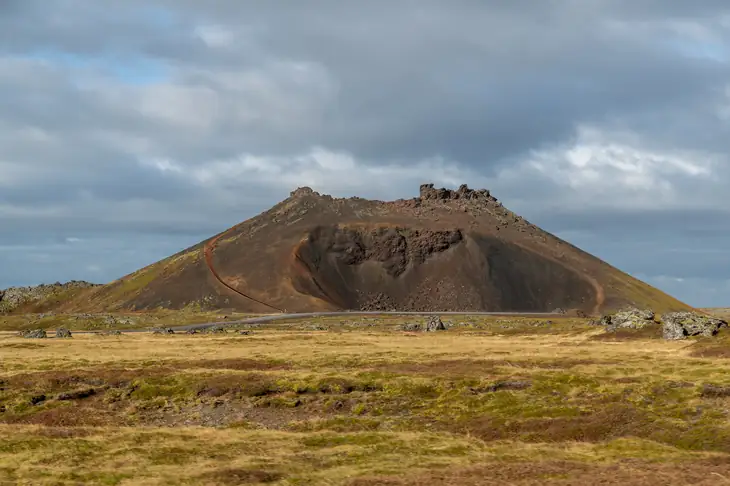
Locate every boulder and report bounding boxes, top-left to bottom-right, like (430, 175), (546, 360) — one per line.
(55, 328), (72, 338)
(425, 315), (447, 332)
(662, 319), (686, 341)
(21, 329), (47, 339)
(661, 312), (727, 340)
(603, 308), (656, 332)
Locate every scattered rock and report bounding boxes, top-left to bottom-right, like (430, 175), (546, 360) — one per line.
(185, 329), (199, 335)
(100, 330), (122, 336)
(56, 388), (96, 401)
(552, 308), (567, 315)
(102, 315), (137, 327)
(309, 325), (328, 331)
(662, 312), (727, 340)
(589, 315), (612, 326)
(400, 317), (448, 332)
(55, 328), (72, 338)
(205, 325), (227, 334)
(488, 380), (532, 392)
(30, 394), (46, 405)
(471, 380), (532, 394)
(400, 322), (422, 332)
(152, 327), (175, 335)
(701, 384), (730, 398)
(602, 308), (656, 332)
(20, 329), (47, 339)
(424, 315), (447, 332)
(238, 330), (253, 335)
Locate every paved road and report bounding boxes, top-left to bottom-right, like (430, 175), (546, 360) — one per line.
(71, 310), (567, 334)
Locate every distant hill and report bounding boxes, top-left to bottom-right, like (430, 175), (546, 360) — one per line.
(0, 281), (99, 314)
(53, 184), (690, 315)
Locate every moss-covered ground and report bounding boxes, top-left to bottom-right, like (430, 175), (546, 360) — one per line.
(2, 316), (730, 484)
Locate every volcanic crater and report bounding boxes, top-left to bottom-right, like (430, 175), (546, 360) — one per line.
(59, 183), (690, 315)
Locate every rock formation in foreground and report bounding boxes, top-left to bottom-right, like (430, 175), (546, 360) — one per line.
(597, 308), (726, 340)
(57, 184), (691, 315)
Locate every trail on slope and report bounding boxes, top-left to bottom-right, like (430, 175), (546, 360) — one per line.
(588, 274), (606, 316)
(203, 231), (284, 313)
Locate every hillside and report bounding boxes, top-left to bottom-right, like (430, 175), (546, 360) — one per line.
(59, 184), (691, 315)
(0, 281), (99, 314)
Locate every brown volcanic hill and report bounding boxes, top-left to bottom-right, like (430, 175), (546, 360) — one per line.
(64, 184), (691, 315)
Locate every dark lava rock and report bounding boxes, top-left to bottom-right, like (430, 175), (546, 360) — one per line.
(419, 183), (493, 202)
(55, 328), (72, 338)
(30, 394), (46, 405)
(21, 329), (47, 339)
(701, 384), (730, 398)
(56, 388), (96, 401)
(185, 329), (199, 335)
(425, 315), (447, 332)
(662, 312), (727, 340)
(238, 330), (253, 335)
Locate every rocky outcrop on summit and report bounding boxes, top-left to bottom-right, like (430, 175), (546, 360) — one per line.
(419, 183), (495, 202)
(64, 183), (692, 314)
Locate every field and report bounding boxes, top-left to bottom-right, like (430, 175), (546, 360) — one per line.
(2, 315), (730, 485)
(0, 309), (259, 333)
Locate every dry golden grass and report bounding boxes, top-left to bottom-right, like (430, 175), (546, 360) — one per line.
(2, 319), (730, 484)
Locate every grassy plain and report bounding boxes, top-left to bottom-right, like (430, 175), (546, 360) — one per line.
(0, 309), (259, 333)
(2, 315), (730, 484)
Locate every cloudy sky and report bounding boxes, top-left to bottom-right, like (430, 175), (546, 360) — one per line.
(2, 1), (730, 306)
